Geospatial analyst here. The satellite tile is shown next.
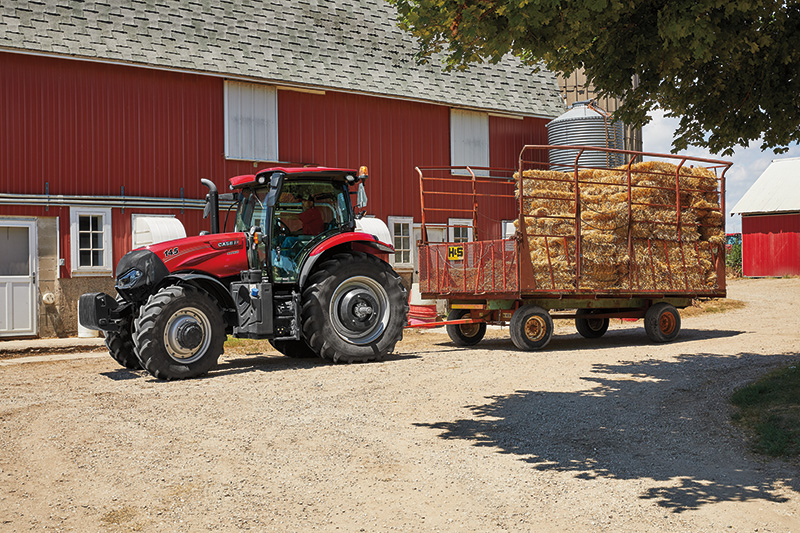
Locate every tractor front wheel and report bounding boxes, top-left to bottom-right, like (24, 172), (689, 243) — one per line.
(133, 285), (226, 380)
(301, 252), (408, 363)
(104, 298), (141, 370)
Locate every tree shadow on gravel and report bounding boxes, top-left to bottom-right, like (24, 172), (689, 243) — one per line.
(429, 327), (745, 353)
(415, 351), (800, 512)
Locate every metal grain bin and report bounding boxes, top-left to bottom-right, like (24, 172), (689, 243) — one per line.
(547, 100), (625, 170)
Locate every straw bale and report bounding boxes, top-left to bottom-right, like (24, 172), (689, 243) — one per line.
(515, 161), (723, 292)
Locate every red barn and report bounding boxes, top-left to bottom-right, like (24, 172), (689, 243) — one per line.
(0, 1), (564, 338)
(731, 158), (800, 277)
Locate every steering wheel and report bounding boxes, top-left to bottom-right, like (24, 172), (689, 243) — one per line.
(275, 218), (291, 236)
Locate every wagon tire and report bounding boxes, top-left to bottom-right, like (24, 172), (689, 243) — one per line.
(510, 305), (554, 351)
(301, 252), (408, 363)
(133, 285), (226, 380)
(446, 309), (486, 346)
(269, 339), (318, 358)
(575, 308), (610, 339)
(644, 302), (681, 343)
(104, 298), (141, 370)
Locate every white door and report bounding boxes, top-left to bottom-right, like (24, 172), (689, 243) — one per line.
(0, 220), (37, 337)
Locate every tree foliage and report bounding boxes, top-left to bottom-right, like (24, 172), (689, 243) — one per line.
(388, 0), (800, 155)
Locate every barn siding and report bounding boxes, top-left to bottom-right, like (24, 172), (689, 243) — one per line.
(741, 213), (800, 277)
(1, 51), (551, 273)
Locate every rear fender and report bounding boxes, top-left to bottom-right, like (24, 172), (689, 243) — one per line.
(298, 232), (394, 288)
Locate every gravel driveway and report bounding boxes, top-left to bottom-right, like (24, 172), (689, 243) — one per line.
(1, 278), (798, 531)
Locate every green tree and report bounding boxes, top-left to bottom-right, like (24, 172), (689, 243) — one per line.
(388, 0), (800, 155)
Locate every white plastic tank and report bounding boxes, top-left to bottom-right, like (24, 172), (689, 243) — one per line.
(547, 100), (625, 169)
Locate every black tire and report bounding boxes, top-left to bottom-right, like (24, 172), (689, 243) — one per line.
(301, 252), (408, 363)
(446, 309), (486, 346)
(644, 302), (681, 343)
(269, 339), (318, 358)
(133, 285), (226, 380)
(510, 305), (554, 350)
(104, 299), (141, 369)
(575, 308), (610, 339)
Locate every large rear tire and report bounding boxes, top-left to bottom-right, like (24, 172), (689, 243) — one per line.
(269, 339), (317, 358)
(133, 285), (226, 380)
(105, 299), (141, 369)
(301, 252), (408, 363)
(446, 309), (486, 346)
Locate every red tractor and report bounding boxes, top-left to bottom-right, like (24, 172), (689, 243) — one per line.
(79, 167), (409, 380)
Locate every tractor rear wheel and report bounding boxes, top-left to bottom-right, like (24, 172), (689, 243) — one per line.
(104, 298), (141, 369)
(133, 285), (226, 380)
(301, 252), (408, 363)
(269, 339), (317, 358)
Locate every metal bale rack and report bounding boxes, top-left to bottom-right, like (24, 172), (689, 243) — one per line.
(410, 145), (732, 350)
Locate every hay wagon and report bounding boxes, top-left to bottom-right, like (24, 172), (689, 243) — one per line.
(413, 145), (732, 349)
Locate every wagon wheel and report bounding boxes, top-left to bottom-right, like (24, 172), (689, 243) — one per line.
(644, 302), (681, 343)
(446, 309), (486, 346)
(510, 305), (554, 351)
(575, 308), (610, 339)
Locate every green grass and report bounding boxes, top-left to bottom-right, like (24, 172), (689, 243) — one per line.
(730, 363), (800, 458)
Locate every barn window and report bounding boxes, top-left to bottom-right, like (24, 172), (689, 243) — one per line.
(448, 218), (474, 243)
(70, 208), (112, 275)
(224, 80), (279, 161)
(450, 109), (489, 175)
(387, 216), (414, 268)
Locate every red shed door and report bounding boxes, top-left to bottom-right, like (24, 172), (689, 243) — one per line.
(0, 220), (37, 337)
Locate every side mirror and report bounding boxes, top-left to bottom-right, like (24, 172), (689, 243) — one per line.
(356, 182), (368, 210)
(266, 172), (284, 208)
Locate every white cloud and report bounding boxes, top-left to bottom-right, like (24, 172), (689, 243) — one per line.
(641, 110), (800, 233)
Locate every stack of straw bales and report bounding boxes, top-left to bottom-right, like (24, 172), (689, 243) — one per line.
(515, 161), (723, 292)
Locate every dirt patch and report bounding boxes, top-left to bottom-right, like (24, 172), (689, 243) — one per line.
(0, 277), (798, 531)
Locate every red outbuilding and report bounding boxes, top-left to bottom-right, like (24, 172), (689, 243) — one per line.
(731, 158), (800, 277)
(0, 1), (565, 338)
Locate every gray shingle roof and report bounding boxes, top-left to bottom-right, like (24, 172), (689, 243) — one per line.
(1, 0), (564, 118)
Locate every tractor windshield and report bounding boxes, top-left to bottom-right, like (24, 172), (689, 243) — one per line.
(234, 188), (269, 233)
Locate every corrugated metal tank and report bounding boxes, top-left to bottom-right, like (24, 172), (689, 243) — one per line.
(546, 101), (624, 169)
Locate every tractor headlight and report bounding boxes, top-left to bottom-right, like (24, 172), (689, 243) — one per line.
(117, 268), (144, 289)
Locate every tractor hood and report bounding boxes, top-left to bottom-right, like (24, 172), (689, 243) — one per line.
(142, 233), (248, 277)
(115, 232), (248, 300)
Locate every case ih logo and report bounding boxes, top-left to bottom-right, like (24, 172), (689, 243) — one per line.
(216, 240), (240, 248)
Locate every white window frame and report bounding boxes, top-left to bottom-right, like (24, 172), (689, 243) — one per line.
(450, 109), (489, 176)
(224, 80), (279, 161)
(448, 218), (474, 243)
(387, 216), (414, 270)
(70, 207), (112, 276)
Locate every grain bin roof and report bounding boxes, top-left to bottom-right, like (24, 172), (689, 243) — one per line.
(0, 0), (564, 119)
(731, 158), (800, 215)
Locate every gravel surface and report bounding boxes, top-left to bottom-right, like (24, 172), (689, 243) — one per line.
(1, 277), (798, 532)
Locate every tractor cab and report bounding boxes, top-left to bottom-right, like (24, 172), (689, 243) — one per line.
(230, 167), (363, 283)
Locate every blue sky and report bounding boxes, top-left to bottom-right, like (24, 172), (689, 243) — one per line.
(641, 110), (800, 233)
